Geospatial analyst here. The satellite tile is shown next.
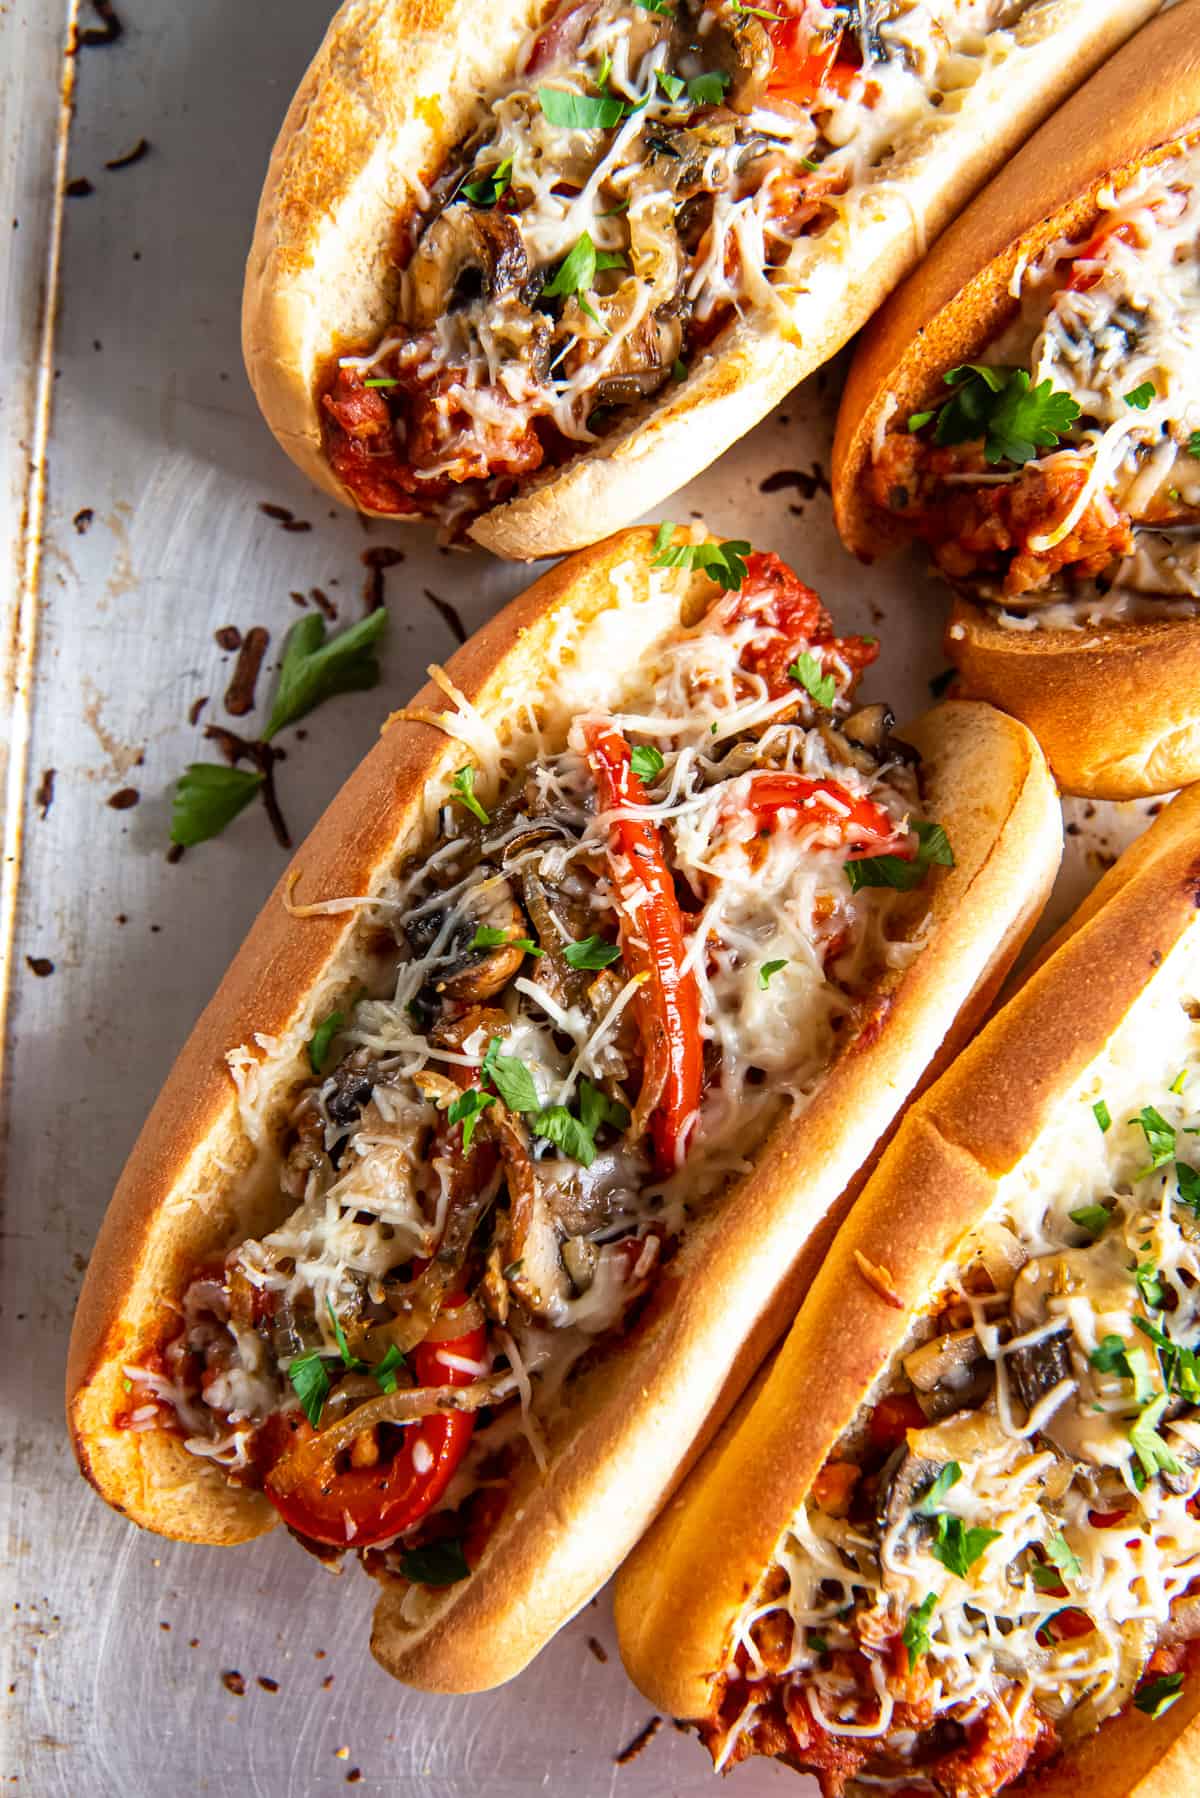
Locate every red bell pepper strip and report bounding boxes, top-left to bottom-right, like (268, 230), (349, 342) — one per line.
(735, 772), (909, 859)
(585, 722), (703, 1176)
(263, 1300), (486, 1549)
(766, 12), (859, 103)
(715, 551), (878, 698)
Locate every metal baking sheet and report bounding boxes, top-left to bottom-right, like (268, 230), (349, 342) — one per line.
(0, 3), (1160, 1792)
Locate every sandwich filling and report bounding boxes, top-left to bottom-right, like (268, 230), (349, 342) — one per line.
(869, 132), (1200, 629)
(322, 0), (1031, 531)
(120, 545), (951, 1588)
(707, 927), (1200, 1794)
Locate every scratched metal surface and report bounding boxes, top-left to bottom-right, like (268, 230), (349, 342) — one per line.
(0, 3), (1159, 1794)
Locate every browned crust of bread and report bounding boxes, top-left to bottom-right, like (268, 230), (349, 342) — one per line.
(944, 597), (1200, 800)
(831, 3), (1200, 800)
(242, 0), (1157, 560)
(67, 530), (1061, 1692)
(615, 781), (1200, 1789)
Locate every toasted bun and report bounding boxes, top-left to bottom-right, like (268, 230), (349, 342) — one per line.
(68, 528), (1061, 1692)
(831, 3), (1200, 799)
(241, 0), (1157, 560)
(615, 783), (1200, 1793)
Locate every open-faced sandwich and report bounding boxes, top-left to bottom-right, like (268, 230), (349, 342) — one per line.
(834, 1), (1200, 798)
(68, 525), (1059, 1692)
(242, 0), (1156, 557)
(618, 781), (1200, 1795)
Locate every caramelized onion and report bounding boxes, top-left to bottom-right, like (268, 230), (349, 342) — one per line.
(268, 1379), (504, 1497)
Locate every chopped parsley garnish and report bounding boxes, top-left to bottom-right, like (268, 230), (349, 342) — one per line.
(759, 959), (788, 989)
(308, 1006), (345, 1076)
(930, 1514), (1001, 1579)
(287, 1350), (330, 1428)
(1135, 1260), (1166, 1311)
(1031, 1562), (1067, 1593)
(1133, 1104), (1177, 1175)
(908, 410), (934, 433)
(902, 1593), (937, 1669)
(398, 1539), (471, 1587)
(264, 608), (387, 739)
(170, 764), (264, 847)
(687, 70), (731, 106)
(1133, 1315), (1200, 1402)
(1172, 1069), (1189, 1095)
(924, 364), (1081, 466)
(471, 924), (543, 956)
(1129, 1393), (1182, 1483)
(1093, 1098), (1112, 1133)
(635, 0), (675, 12)
(1125, 1345), (1159, 1406)
(326, 1299), (365, 1371)
(1046, 1531), (1082, 1583)
(541, 229), (627, 327)
(450, 764), (489, 824)
(578, 1077), (630, 1139)
(460, 156), (513, 207)
(538, 85), (625, 130)
(481, 1036), (540, 1114)
(1090, 1334), (1133, 1378)
(1176, 1160), (1200, 1212)
(672, 356), (687, 381)
(807, 1633), (829, 1655)
(845, 820), (954, 894)
(362, 376), (398, 387)
(1069, 1203), (1110, 1239)
(372, 1343), (406, 1394)
(656, 68), (685, 102)
(530, 1103), (599, 1165)
(651, 523), (751, 591)
(563, 934), (621, 971)
(629, 744), (665, 782)
(788, 650), (837, 709)
(1125, 381), (1156, 410)
(1190, 431), (1200, 459)
(916, 1462), (962, 1514)
(731, 0), (780, 15)
(1135, 1671), (1185, 1719)
(448, 1087), (495, 1153)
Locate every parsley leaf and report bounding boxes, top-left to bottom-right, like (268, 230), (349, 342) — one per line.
(531, 1103), (598, 1165)
(264, 609), (387, 739)
(1090, 1334), (1133, 1377)
(578, 1077), (630, 1139)
(447, 1087), (495, 1153)
(788, 650), (837, 708)
(470, 924), (543, 956)
(372, 1343), (406, 1394)
(656, 68), (686, 101)
(933, 364), (1081, 465)
(1177, 1162), (1200, 1213)
(1069, 1203), (1111, 1239)
(1129, 1394), (1183, 1483)
(635, 0), (675, 12)
(731, 1), (781, 16)
(1136, 1261), (1166, 1310)
(845, 820), (955, 894)
(687, 70), (731, 106)
(481, 1037), (540, 1114)
(1133, 1315), (1200, 1402)
(1190, 431), (1200, 459)
(460, 156), (513, 207)
(541, 229), (626, 327)
(326, 1299), (365, 1372)
(931, 1514), (1001, 1579)
(1134, 1105), (1177, 1175)
(287, 1350), (330, 1429)
(916, 1463), (962, 1515)
(308, 1006), (344, 1076)
(1031, 1561), (1067, 1593)
(650, 522), (751, 591)
(1094, 1098), (1112, 1133)
(563, 934), (621, 970)
(398, 1539), (471, 1587)
(538, 86), (625, 130)
(759, 959), (788, 989)
(1135, 1671), (1184, 1718)
(170, 764), (264, 847)
(451, 764), (489, 824)
(902, 1593), (937, 1670)
(630, 744), (665, 781)
(1125, 1345), (1159, 1405)
(1125, 381), (1156, 410)
(908, 409), (934, 432)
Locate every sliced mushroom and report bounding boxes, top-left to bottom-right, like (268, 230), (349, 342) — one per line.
(562, 1236), (598, 1294)
(405, 205), (528, 328)
(1007, 1329), (1073, 1415)
(539, 1146), (644, 1237)
(406, 872), (532, 1006)
(324, 1048), (376, 1127)
(877, 1444), (943, 1548)
(495, 1106), (570, 1318)
(380, 1145), (502, 1354)
(903, 1328), (992, 1418)
(841, 703), (894, 755)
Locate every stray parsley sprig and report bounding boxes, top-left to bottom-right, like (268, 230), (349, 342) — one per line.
(451, 764), (489, 824)
(902, 1593), (937, 1669)
(286, 1300), (401, 1426)
(564, 934), (621, 971)
(789, 651), (837, 709)
(170, 764), (264, 847)
(1135, 1671), (1185, 1719)
(759, 959), (788, 989)
(450, 1036), (629, 1167)
(845, 821), (954, 894)
(460, 156), (513, 208)
(930, 1513), (1001, 1579)
(629, 744), (665, 782)
(651, 523), (751, 591)
(265, 609), (387, 739)
(912, 364), (1081, 466)
(471, 924), (543, 957)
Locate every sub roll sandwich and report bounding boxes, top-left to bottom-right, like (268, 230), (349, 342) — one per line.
(68, 527), (1059, 1692)
(241, 0), (1156, 558)
(835, 1), (1200, 800)
(617, 784), (1200, 1795)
